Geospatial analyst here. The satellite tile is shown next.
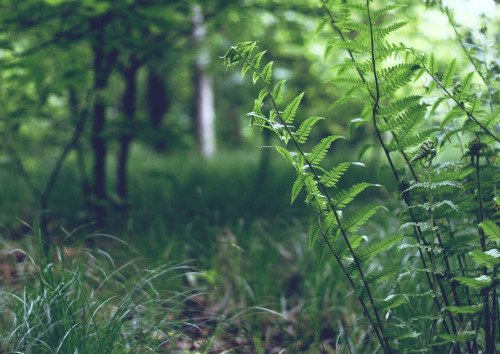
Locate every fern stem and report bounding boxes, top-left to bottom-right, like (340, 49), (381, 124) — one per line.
(320, 0), (370, 88)
(365, 2), (461, 346)
(321, 5), (462, 324)
(231, 46), (391, 353)
(321, 5), (453, 328)
(408, 51), (500, 144)
(442, 5), (495, 115)
(475, 153), (494, 353)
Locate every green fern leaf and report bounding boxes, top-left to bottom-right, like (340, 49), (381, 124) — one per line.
(309, 222), (320, 250)
(374, 21), (409, 40)
(308, 135), (344, 165)
(358, 143), (376, 160)
(333, 234), (364, 260)
(379, 63), (421, 97)
(305, 175), (327, 211)
(291, 172), (308, 204)
(446, 304), (483, 314)
(296, 117), (324, 144)
(275, 146), (295, 169)
(428, 53), (438, 93)
(321, 162), (362, 188)
(440, 105), (466, 130)
(371, 4), (404, 21)
(272, 80), (286, 104)
(433, 167), (474, 183)
(332, 182), (375, 209)
(388, 128), (438, 151)
(471, 249), (500, 268)
(356, 235), (404, 262)
(480, 220), (500, 242)
(440, 58), (457, 89)
(343, 204), (381, 233)
(453, 72), (474, 103)
(315, 18), (329, 35)
(240, 43), (258, 79)
(438, 332), (477, 343)
(252, 50), (267, 70)
(429, 96), (450, 117)
(377, 95), (422, 116)
(282, 92), (304, 124)
(260, 61), (273, 85)
(374, 294), (406, 311)
(365, 266), (400, 284)
(454, 275), (492, 290)
(479, 108), (500, 129)
(378, 103), (427, 133)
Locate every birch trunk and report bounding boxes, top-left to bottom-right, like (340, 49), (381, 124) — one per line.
(192, 5), (216, 157)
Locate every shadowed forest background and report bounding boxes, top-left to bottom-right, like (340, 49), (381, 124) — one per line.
(0, 0), (499, 352)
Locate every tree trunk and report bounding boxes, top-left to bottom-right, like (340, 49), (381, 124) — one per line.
(90, 14), (117, 230)
(116, 56), (140, 209)
(192, 5), (216, 158)
(147, 64), (169, 151)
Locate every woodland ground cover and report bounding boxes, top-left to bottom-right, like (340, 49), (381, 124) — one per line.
(0, 0), (499, 353)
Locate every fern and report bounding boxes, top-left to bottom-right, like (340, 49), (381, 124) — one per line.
(224, 0), (500, 351)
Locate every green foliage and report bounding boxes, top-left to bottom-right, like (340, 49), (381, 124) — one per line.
(224, 0), (500, 352)
(0, 243), (204, 352)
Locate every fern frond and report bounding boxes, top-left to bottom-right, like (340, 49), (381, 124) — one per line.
(308, 135), (344, 165)
(378, 63), (421, 97)
(376, 95), (422, 116)
(321, 162), (361, 188)
(295, 117), (324, 144)
(332, 182), (376, 209)
(471, 249), (500, 268)
(438, 332), (477, 343)
(291, 172), (308, 204)
(432, 167), (474, 183)
(365, 266), (400, 284)
(453, 71), (474, 103)
(282, 92), (304, 124)
(333, 234), (364, 260)
(478, 108), (500, 129)
(440, 105), (466, 129)
(377, 103), (427, 133)
(374, 21), (409, 40)
(445, 305), (483, 315)
(440, 59), (457, 89)
(342, 204), (381, 233)
(275, 146), (296, 170)
(454, 275), (493, 290)
(388, 128), (438, 151)
(371, 4), (405, 22)
(356, 235), (405, 262)
(330, 40), (371, 55)
(272, 79), (286, 104)
(480, 220), (500, 242)
(374, 294), (406, 311)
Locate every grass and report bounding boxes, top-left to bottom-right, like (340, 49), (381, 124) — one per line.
(0, 147), (399, 352)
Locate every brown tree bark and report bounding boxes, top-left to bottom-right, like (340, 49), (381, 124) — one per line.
(116, 55), (140, 208)
(90, 13), (117, 230)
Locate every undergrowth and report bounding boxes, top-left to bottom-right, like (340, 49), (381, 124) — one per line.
(224, 0), (500, 352)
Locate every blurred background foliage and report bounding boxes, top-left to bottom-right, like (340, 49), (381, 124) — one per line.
(0, 0), (498, 350)
(0, 0), (498, 259)
(0, 0), (497, 254)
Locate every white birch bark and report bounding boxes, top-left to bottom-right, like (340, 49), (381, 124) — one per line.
(192, 5), (216, 157)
